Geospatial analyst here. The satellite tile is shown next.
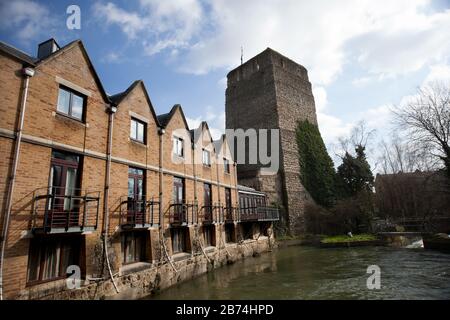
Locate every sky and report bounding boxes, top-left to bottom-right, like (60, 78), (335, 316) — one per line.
(1, 0), (449, 168)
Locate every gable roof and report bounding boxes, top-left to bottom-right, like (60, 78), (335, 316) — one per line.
(36, 40), (111, 103)
(0, 41), (37, 66)
(156, 104), (189, 130)
(109, 80), (160, 126)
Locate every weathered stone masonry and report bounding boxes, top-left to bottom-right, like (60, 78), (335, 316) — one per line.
(226, 48), (318, 234)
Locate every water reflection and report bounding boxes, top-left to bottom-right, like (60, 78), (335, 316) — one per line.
(145, 246), (450, 300)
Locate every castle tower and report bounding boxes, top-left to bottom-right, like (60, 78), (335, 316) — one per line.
(225, 48), (318, 234)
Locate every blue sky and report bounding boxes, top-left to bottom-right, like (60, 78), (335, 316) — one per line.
(1, 0), (449, 166)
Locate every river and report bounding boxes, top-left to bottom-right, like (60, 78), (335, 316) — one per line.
(144, 246), (450, 300)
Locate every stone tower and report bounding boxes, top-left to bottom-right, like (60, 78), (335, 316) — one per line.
(225, 48), (318, 234)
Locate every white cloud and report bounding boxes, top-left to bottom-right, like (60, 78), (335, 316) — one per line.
(317, 112), (353, 144)
(93, 1), (450, 86)
(312, 86), (328, 112)
(94, 0), (203, 55)
(423, 64), (450, 84)
(0, 0), (56, 41)
(186, 106), (225, 140)
(93, 2), (146, 39)
(101, 52), (122, 63)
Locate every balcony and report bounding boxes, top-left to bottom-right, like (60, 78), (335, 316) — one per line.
(200, 204), (224, 224)
(169, 201), (198, 225)
(239, 206), (280, 222)
(31, 187), (100, 234)
(119, 196), (160, 229)
(224, 206), (239, 223)
(257, 207), (280, 221)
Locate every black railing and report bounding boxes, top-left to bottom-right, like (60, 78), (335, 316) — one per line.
(200, 203), (224, 224)
(239, 206), (259, 221)
(257, 207), (280, 221)
(119, 195), (160, 228)
(239, 206), (280, 222)
(31, 187), (100, 233)
(224, 206), (239, 223)
(169, 201), (198, 225)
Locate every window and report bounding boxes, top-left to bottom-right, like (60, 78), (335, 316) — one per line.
(171, 227), (188, 253)
(202, 149), (211, 167)
(130, 118), (146, 144)
(57, 86), (86, 121)
(225, 224), (235, 243)
(203, 226), (215, 247)
(224, 158), (230, 174)
(173, 137), (184, 157)
(122, 231), (147, 264)
(27, 237), (81, 283)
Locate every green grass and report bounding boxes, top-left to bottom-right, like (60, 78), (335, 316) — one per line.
(321, 233), (377, 244)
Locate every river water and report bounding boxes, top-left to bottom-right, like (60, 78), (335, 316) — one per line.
(145, 246), (450, 300)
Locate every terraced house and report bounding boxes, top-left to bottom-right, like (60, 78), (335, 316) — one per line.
(0, 38), (279, 300)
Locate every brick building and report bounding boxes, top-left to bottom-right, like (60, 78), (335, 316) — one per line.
(0, 38), (278, 299)
(226, 48), (318, 235)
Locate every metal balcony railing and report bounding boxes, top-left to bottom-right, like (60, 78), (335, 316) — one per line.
(31, 187), (100, 234)
(224, 206), (239, 223)
(119, 195), (160, 229)
(257, 207), (280, 221)
(239, 206), (259, 221)
(239, 206), (280, 222)
(200, 203), (224, 224)
(169, 201), (198, 225)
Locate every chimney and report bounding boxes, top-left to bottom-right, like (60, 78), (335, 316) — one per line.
(37, 38), (60, 60)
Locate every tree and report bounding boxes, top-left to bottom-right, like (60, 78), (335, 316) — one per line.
(392, 82), (450, 179)
(336, 146), (374, 198)
(296, 120), (336, 207)
(377, 134), (439, 174)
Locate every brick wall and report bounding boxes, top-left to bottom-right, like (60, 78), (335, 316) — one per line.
(0, 40), (242, 299)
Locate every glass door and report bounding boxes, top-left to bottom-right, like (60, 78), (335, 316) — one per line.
(172, 177), (185, 222)
(128, 167), (145, 225)
(49, 151), (81, 228)
(204, 183), (212, 221)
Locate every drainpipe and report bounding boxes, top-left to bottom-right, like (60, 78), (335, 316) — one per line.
(193, 141), (197, 215)
(103, 104), (119, 293)
(158, 128), (165, 232)
(0, 67), (35, 300)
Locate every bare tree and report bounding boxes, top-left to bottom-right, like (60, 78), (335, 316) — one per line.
(334, 120), (376, 160)
(377, 134), (440, 174)
(392, 82), (450, 178)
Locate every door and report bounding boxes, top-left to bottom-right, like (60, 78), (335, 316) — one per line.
(204, 183), (212, 221)
(225, 188), (232, 220)
(172, 177), (185, 222)
(49, 151), (81, 228)
(128, 168), (145, 224)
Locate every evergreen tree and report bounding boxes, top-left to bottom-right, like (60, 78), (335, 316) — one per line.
(336, 145), (374, 198)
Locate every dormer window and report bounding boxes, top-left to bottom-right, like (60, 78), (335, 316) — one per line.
(130, 118), (146, 144)
(173, 137), (184, 157)
(57, 86), (86, 121)
(202, 149), (211, 167)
